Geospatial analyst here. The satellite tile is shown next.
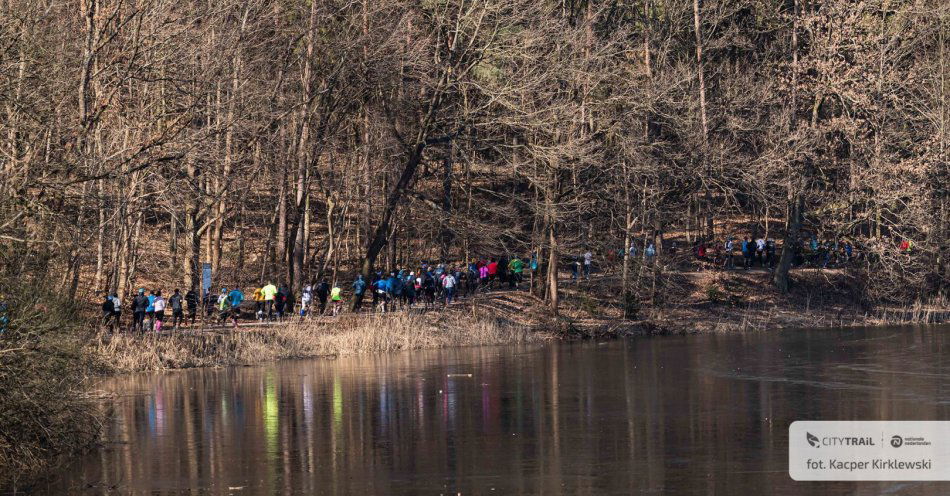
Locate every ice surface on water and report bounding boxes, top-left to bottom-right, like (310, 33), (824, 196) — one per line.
(36, 325), (950, 495)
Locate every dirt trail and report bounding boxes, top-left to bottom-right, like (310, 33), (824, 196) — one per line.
(126, 267), (947, 338)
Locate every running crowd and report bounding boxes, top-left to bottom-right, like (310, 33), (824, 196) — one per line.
(621, 234), (911, 271)
(100, 255), (535, 332)
(96, 234), (913, 332)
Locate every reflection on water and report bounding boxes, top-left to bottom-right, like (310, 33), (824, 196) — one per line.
(36, 326), (950, 495)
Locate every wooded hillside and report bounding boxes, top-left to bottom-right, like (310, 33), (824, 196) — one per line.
(1, 0), (947, 310)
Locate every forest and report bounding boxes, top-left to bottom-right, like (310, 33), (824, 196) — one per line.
(1, 0), (949, 484)
(0, 0), (947, 312)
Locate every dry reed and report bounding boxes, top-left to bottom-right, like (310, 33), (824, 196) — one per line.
(93, 311), (550, 373)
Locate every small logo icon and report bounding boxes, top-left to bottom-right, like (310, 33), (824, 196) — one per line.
(807, 432), (820, 448)
(890, 435), (903, 448)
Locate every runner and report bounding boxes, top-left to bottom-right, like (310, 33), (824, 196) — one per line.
(442, 270), (457, 306)
(723, 238), (735, 269)
(169, 289), (184, 329)
(203, 290), (216, 319)
(300, 284), (313, 319)
(330, 284), (343, 316)
(110, 293), (122, 329)
(274, 287), (288, 321)
(508, 256), (525, 289)
(253, 286), (265, 321)
(375, 275), (389, 313)
(152, 291), (166, 332)
(217, 288), (231, 325)
(101, 293), (114, 329)
(741, 238), (753, 270)
(386, 272), (400, 312)
(422, 270), (436, 309)
(390, 272), (404, 311)
(185, 287), (199, 326)
(132, 289), (148, 332)
(316, 279), (330, 315)
(582, 250), (593, 280)
(755, 237), (766, 267)
(261, 281), (278, 321)
(466, 263), (479, 296)
(497, 256), (509, 288)
(487, 259), (498, 288)
(0, 295), (8, 334)
(766, 239), (776, 268)
(405, 272), (417, 307)
(371, 272), (382, 310)
(478, 262), (489, 291)
(145, 290), (156, 332)
(228, 287), (244, 328)
(352, 275), (367, 311)
(645, 243), (656, 261)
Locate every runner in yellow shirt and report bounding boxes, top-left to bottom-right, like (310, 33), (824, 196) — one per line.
(261, 282), (278, 321)
(253, 287), (265, 321)
(330, 285), (343, 316)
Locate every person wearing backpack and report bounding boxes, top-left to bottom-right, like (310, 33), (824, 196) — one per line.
(185, 287), (199, 326)
(422, 270), (436, 309)
(101, 293), (115, 329)
(316, 279), (330, 315)
(169, 289), (184, 330)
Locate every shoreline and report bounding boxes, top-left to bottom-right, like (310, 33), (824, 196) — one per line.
(89, 291), (949, 374)
(6, 296), (945, 491)
(91, 309), (553, 374)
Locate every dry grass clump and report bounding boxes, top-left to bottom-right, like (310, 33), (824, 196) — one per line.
(93, 311), (549, 373)
(0, 282), (99, 490)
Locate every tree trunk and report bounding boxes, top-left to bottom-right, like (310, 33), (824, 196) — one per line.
(692, 0), (714, 238)
(774, 0), (802, 295)
(774, 194), (803, 293)
(353, 142), (426, 309)
(169, 209), (178, 271)
(621, 202), (634, 319)
(276, 163), (288, 283)
(547, 222), (559, 315)
(183, 157), (202, 291)
(94, 178), (106, 289)
(440, 147), (453, 260)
